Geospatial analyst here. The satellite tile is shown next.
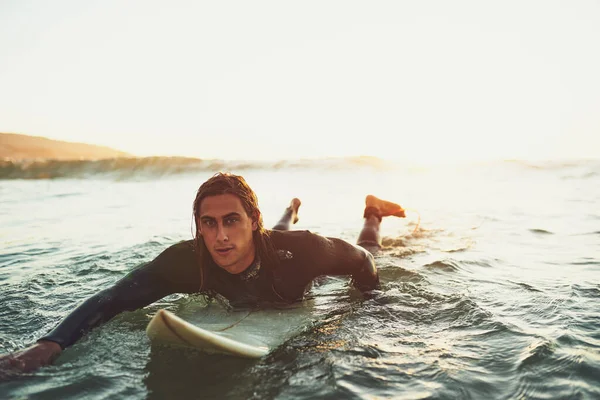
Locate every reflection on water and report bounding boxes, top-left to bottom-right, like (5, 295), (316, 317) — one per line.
(145, 347), (257, 399)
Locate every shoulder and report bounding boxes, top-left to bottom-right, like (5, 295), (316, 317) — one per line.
(268, 229), (314, 241)
(139, 239), (199, 288)
(157, 239), (195, 258)
(268, 229), (367, 261)
(267, 230), (347, 260)
(268, 229), (324, 248)
(166, 239), (196, 253)
(144, 239), (197, 274)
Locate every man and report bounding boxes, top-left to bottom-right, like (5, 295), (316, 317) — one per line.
(0, 172), (405, 376)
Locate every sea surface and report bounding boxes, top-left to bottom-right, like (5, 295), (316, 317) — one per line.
(0, 158), (599, 399)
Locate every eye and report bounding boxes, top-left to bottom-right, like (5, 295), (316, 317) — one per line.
(202, 219), (216, 227)
(224, 216), (239, 225)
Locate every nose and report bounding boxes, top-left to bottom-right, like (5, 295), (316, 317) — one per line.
(216, 223), (229, 242)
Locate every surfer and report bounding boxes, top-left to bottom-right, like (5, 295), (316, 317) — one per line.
(0, 172), (406, 376)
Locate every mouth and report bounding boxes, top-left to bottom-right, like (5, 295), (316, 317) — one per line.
(215, 247), (234, 256)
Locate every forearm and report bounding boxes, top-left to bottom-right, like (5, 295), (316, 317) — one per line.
(39, 241), (199, 349)
(40, 271), (172, 349)
(39, 288), (138, 349)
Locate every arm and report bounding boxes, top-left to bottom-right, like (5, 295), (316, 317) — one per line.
(38, 261), (177, 349)
(310, 234), (380, 292)
(0, 266), (169, 378)
(0, 241), (199, 376)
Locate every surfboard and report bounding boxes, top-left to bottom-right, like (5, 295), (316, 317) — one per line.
(145, 298), (320, 358)
(146, 309), (270, 358)
(145, 279), (350, 358)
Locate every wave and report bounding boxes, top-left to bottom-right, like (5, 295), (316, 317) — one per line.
(3, 156), (598, 180)
(0, 156), (393, 180)
(501, 158), (600, 180)
(423, 259), (462, 273)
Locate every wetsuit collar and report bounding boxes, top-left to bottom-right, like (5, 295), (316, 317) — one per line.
(239, 256), (261, 281)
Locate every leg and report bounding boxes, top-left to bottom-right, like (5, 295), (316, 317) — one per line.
(357, 195), (406, 253)
(357, 213), (383, 252)
(272, 198), (301, 231)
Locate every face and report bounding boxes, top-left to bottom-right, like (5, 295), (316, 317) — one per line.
(197, 193), (258, 274)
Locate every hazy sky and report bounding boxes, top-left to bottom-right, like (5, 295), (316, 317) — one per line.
(1, 0), (599, 163)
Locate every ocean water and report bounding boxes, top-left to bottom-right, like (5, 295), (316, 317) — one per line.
(0, 158), (599, 399)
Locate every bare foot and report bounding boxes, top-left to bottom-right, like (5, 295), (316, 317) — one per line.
(289, 198), (301, 224)
(365, 195), (406, 218)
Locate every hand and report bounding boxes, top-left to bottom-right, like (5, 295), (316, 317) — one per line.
(0, 340), (62, 380)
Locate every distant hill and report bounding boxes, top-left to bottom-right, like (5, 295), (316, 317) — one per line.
(0, 133), (132, 160)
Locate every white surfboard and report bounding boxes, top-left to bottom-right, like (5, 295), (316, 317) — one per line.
(146, 299), (319, 358)
(146, 280), (349, 358)
(146, 309), (270, 358)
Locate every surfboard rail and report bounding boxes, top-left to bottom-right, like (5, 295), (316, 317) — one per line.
(146, 309), (270, 359)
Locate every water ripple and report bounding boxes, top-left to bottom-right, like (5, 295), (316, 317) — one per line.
(423, 259), (462, 273)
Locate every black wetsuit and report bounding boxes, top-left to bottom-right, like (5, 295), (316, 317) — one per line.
(40, 230), (378, 349)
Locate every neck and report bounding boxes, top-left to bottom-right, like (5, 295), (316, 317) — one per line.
(226, 246), (256, 275)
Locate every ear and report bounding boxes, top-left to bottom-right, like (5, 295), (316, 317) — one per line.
(251, 211), (260, 231)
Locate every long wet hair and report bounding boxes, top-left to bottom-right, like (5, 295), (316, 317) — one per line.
(192, 172), (279, 290)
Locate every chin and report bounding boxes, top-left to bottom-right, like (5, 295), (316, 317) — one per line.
(221, 264), (242, 274)
(214, 258), (230, 269)
(214, 257), (236, 270)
